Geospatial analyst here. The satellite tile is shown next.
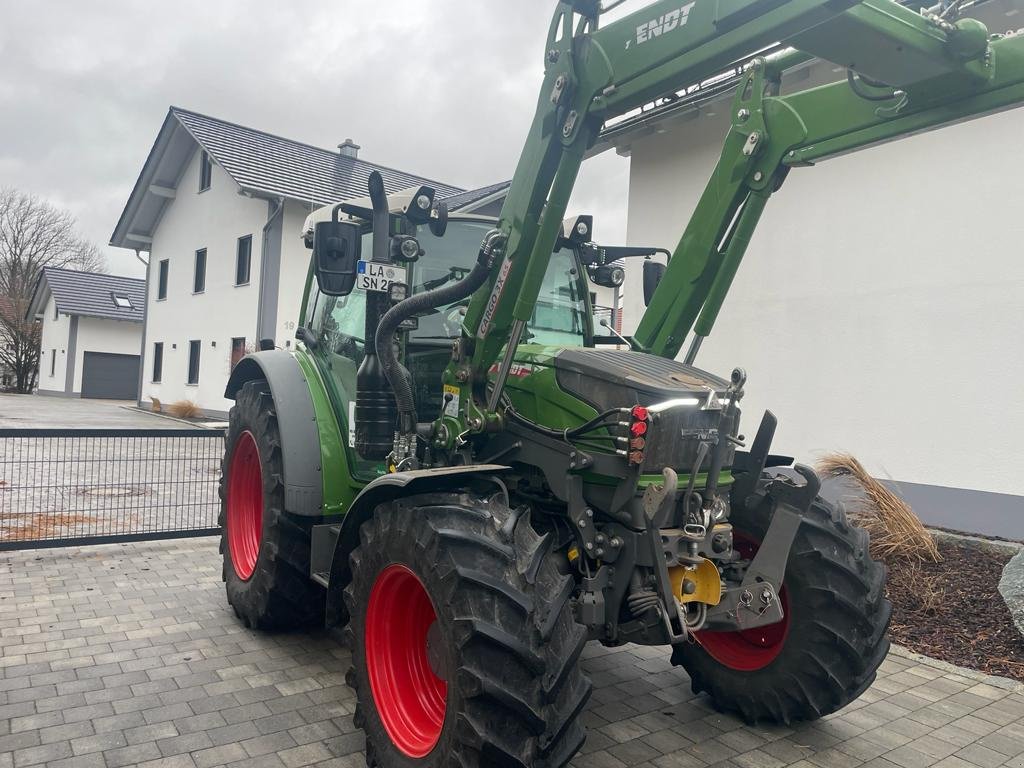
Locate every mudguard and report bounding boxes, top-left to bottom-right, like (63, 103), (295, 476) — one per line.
(225, 351), (323, 516)
(324, 464), (510, 627)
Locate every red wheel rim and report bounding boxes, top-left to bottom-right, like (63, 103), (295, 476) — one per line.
(694, 532), (791, 671)
(365, 564), (447, 758)
(226, 430), (262, 581)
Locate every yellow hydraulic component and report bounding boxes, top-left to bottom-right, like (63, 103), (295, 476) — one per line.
(670, 558), (722, 606)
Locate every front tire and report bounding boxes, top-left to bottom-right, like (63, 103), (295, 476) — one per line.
(343, 492), (591, 768)
(672, 494), (891, 724)
(219, 379), (324, 630)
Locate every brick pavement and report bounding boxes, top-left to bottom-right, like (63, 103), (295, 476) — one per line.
(1, 538), (1022, 768)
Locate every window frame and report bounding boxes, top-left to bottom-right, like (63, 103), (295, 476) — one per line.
(52, 303), (58, 321)
(186, 340), (201, 385)
(193, 248), (207, 294)
(152, 342), (163, 383)
(49, 349), (56, 377)
(112, 293), (132, 309)
(199, 151), (212, 192)
(157, 259), (169, 300)
(235, 235), (252, 286)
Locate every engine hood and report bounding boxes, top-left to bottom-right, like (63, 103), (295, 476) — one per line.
(552, 348), (729, 412)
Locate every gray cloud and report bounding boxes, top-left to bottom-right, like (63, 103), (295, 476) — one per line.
(0, 1), (630, 277)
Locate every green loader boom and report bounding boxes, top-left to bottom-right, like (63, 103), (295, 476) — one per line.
(443, 0), (1024, 439)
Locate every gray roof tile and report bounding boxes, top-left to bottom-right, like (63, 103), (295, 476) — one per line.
(171, 108), (464, 206)
(33, 268), (145, 322)
(442, 180), (510, 212)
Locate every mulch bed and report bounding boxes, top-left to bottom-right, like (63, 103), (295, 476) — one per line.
(882, 538), (1024, 682)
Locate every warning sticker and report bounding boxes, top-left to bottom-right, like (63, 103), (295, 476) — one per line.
(443, 384), (460, 418)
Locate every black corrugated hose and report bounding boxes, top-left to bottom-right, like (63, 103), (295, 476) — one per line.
(374, 230), (503, 436)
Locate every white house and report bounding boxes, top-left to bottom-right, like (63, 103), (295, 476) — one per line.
(599, 0), (1024, 536)
(25, 267), (144, 399)
(110, 107), (509, 417)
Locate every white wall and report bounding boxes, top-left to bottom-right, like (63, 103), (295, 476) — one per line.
(622, 102), (1024, 497)
(143, 149), (268, 413)
(37, 295), (70, 392)
(73, 318), (143, 393)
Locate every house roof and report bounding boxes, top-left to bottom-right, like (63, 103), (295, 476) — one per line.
(26, 268), (145, 323)
(110, 107), (467, 249)
(442, 180), (510, 213)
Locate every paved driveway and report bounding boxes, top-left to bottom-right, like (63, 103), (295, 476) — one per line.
(0, 394), (182, 430)
(1, 537), (1022, 768)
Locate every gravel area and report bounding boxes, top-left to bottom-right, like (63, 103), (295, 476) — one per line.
(885, 539), (1024, 682)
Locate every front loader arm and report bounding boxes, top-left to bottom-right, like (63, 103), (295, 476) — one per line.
(449, 0), (1024, 439)
(455, 0), (860, 425)
(635, 28), (1024, 360)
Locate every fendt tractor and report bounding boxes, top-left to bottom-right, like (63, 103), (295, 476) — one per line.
(219, 1), (1024, 764)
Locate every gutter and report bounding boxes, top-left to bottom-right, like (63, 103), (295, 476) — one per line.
(255, 195), (285, 344)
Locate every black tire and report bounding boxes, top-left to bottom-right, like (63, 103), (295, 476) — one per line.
(219, 379), (324, 630)
(343, 492), (592, 768)
(672, 494), (891, 724)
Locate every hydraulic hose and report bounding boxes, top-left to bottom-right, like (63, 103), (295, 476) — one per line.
(375, 230), (504, 436)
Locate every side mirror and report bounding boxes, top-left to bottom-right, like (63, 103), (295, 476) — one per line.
(643, 259), (666, 307)
(313, 219), (361, 296)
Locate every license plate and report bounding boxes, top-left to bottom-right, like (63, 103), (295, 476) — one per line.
(356, 261), (406, 293)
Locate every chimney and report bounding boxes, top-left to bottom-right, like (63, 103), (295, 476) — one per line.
(338, 138), (360, 159)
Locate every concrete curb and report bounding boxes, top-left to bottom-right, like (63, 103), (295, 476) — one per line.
(118, 404), (227, 430)
(890, 644), (1024, 693)
(928, 527), (1023, 554)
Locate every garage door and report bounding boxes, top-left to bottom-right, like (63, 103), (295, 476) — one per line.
(80, 352), (140, 400)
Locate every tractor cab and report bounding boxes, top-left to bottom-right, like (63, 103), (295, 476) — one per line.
(298, 189), (598, 475)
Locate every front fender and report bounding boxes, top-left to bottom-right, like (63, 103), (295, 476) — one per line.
(224, 351), (323, 516)
(324, 464), (510, 627)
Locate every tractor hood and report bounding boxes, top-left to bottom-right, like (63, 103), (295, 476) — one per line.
(551, 348), (730, 412)
(502, 346), (737, 477)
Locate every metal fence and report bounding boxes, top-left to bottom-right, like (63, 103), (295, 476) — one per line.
(0, 428), (225, 550)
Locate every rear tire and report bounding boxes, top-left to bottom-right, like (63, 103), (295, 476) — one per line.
(220, 379), (324, 630)
(672, 493), (891, 724)
(343, 492), (591, 767)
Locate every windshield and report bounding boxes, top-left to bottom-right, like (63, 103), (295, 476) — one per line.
(305, 220), (589, 349)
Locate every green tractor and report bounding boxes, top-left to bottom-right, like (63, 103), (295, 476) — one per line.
(220, 1), (1024, 765)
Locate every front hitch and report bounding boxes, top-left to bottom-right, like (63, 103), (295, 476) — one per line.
(703, 464), (820, 632)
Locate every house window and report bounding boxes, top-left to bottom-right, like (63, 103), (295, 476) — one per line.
(112, 294), (132, 309)
(187, 340), (201, 385)
(235, 235), (252, 286)
(193, 249), (206, 293)
(157, 259), (169, 300)
(230, 337), (246, 369)
(152, 342), (163, 383)
(53, 304), (58, 321)
(49, 349), (56, 377)
(199, 151), (212, 192)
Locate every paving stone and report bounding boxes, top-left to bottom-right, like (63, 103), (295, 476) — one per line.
(4, 538), (1024, 768)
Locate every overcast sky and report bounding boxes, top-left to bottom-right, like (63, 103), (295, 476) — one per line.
(0, 1), (633, 277)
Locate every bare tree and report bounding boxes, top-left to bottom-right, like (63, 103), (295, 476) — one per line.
(0, 188), (107, 393)
(0, 295), (40, 392)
